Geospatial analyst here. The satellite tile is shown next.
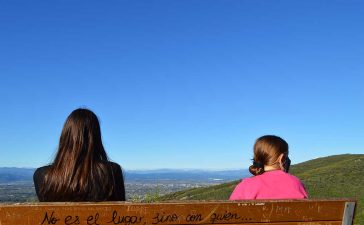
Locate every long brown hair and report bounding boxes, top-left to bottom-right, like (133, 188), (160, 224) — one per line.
(249, 135), (289, 176)
(40, 108), (115, 201)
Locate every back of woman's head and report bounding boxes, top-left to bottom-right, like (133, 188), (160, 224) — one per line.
(57, 108), (107, 165)
(40, 108), (114, 201)
(249, 135), (289, 176)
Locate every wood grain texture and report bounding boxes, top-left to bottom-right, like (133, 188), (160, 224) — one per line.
(0, 199), (356, 225)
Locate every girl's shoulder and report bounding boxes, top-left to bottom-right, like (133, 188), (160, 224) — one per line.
(239, 174), (262, 186)
(246, 170), (302, 184)
(229, 176), (261, 200)
(280, 171), (304, 183)
(263, 170), (305, 187)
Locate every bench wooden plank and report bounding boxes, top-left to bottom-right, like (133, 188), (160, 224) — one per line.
(0, 199), (356, 225)
(200, 223), (342, 225)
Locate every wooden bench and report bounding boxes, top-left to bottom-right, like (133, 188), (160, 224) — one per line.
(0, 199), (356, 225)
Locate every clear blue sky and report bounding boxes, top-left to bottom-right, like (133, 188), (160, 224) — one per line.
(0, 0), (363, 169)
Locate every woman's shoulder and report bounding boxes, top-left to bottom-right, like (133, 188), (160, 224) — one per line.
(105, 161), (123, 177)
(33, 165), (52, 196)
(34, 165), (52, 177)
(106, 161), (122, 170)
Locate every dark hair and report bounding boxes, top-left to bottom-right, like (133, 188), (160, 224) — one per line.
(249, 135), (289, 176)
(40, 108), (116, 201)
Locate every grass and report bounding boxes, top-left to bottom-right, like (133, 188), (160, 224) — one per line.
(158, 154), (364, 225)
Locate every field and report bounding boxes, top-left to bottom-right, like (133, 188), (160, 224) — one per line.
(159, 154), (364, 225)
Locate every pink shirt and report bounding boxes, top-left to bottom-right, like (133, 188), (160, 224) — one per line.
(229, 170), (308, 200)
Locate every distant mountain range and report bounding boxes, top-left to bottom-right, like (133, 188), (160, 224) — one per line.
(124, 169), (249, 182)
(0, 168), (35, 183)
(0, 167), (249, 184)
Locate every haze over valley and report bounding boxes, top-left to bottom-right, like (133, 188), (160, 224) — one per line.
(0, 168), (249, 202)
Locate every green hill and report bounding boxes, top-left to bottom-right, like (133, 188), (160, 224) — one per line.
(159, 154), (364, 224)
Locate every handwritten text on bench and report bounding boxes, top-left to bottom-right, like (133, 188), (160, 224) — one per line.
(40, 210), (253, 225)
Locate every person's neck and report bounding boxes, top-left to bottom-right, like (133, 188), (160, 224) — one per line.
(264, 165), (281, 172)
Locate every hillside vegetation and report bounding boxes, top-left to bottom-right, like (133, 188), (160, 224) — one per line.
(159, 154), (364, 225)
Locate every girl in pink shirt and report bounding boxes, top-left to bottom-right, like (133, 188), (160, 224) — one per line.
(229, 135), (308, 200)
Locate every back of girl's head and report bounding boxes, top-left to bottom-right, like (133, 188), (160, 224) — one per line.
(249, 135), (289, 176)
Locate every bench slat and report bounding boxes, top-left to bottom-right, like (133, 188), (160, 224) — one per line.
(0, 199), (355, 225)
(204, 223), (342, 225)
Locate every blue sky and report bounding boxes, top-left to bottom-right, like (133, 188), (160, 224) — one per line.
(0, 0), (363, 169)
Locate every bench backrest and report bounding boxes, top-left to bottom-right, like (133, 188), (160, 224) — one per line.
(0, 199), (356, 225)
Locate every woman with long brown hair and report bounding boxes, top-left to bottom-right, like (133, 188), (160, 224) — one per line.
(229, 135), (307, 200)
(33, 108), (125, 201)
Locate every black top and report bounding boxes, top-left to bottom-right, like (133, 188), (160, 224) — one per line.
(33, 162), (125, 202)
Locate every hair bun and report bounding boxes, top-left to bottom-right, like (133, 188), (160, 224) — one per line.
(249, 161), (265, 176)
